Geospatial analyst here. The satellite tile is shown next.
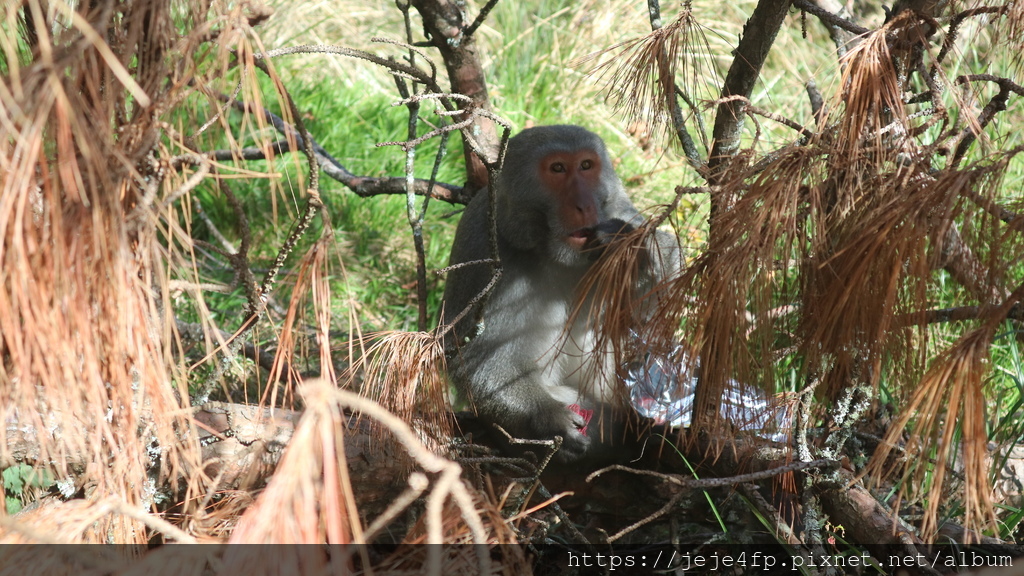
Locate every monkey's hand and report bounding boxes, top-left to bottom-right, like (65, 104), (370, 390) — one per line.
(509, 396), (593, 462)
(582, 218), (636, 260)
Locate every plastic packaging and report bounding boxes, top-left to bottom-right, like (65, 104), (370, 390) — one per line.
(623, 336), (789, 441)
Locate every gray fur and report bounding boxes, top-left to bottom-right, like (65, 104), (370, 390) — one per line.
(441, 125), (680, 462)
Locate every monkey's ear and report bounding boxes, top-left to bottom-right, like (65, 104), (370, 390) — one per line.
(495, 196), (548, 252)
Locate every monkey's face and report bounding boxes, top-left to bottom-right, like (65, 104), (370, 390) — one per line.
(537, 149), (604, 258)
(495, 125), (630, 268)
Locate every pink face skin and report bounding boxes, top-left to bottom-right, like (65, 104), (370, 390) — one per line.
(537, 149), (602, 250)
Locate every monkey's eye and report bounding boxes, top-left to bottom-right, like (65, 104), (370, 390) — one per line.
(580, 159), (593, 170)
(550, 162), (566, 173)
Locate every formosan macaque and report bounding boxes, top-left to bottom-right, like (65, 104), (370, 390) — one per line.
(441, 125), (680, 463)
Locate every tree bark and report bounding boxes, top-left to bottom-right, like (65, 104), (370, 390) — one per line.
(411, 0), (501, 194)
(707, 0), (793, 181)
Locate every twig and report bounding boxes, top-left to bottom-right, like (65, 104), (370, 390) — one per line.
(676, 85), (710, 153)
(792, 0), (870, 36)
(176, 318), (296, 381)
(385, 25), (444, 333)
(250, 58), (320, 197)
(313, 384), (492, 575)
(951, 75), (1024, 166)
(647, 0), (704, 170)
(962, 188), (1024, 234)
(935, 6), (1007, 66)
(713, 94), (816, 140)
(107, 499), (197, 544)
(739, 483), (802, 546)
(444, 124), (511, 341)
(362, 472), (429, 541)
(912, 58), (947, 136)
(586, 460), (837, 542)
(250, 43), (500, 168)
(795, 376), (820, 464)
(587, 459), (839, 489)
(602, 482), (686, 542)
(937, 225), (1007, 306)
(377, 115), (473, 149)
(217, 179), (260, 312)
(189, 74), (245, 143)
(161, 156), (211, 209)
(821, 386), (872, 463)
(896, 304), (1024, 326)
(371, 36), (437, 80)
(129, 153), (208, 227)
(256, 45), (444, 94)
(193, 198), (235, 254)
(437, 258), (497, 275)
(806, 79), (825, 127)
(206, 99), (472, 204)
(225, 56), (322, 331)
(954, 75), (1024, 96)
(464, 0), (501, 39)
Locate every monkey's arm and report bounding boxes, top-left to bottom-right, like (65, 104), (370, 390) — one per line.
(440, 193), (496, 349)
(451, 348), (593, 461)
(583, 216), (683, 284)
(644, 227), (683, 283)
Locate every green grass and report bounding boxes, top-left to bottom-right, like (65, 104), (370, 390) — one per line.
(191, 0), (1024, 378)
(177, 0), (1024, 536)
(195, 3), (1024, 361)
(183, 0), (723, 334)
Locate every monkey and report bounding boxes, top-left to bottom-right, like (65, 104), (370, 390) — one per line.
(441, 125), (681, 463)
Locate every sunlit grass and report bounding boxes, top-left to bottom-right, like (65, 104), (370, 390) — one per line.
(195, 0), (1024, 537)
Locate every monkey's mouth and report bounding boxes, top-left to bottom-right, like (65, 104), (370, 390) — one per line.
(566, 228), (595, 250)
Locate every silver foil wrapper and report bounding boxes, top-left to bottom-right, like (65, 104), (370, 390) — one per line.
(624, 338), (790, 441)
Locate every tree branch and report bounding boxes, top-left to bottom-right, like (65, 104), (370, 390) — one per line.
(951, 75), (1024, 166)
(792, 0), (870, 36)
(212, 101), (472, 205)
(708, 0), (794, 181)
(410, 0), (501, 193)
(896, 305), (1024, 327)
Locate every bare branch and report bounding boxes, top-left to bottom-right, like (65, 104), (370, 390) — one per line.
(806, 78), (825, 127)
(896, 305), (1024, 327)
(951, 74), (1024, 165)
(936, 6), (1008, 66)
(213, 97), (472, 204)
(792, 0), (870, 36)
(708, 0), (793, 181)
(713, 94), (816, 140)
(586, 460), (839, 542)
(588, 459), (839, 489)
(962, 188), (1024, 234)
(463, 0), (501, 39)
(410, 0), (501, 191)
(646, 0), (705, 169)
